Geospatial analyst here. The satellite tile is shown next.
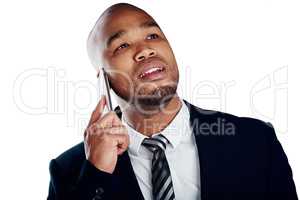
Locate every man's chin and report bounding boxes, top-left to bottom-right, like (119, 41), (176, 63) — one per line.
(135, 85), (177, 108)
(111, 83), (178, 113)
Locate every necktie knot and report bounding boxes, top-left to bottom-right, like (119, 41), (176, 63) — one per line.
(142, 134), (169, 152)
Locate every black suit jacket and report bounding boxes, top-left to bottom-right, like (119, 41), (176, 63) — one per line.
(48, 100), (298, 200)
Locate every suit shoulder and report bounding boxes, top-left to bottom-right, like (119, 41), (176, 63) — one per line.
(237, 116), (274, 131)
(185, 100), (274, 136)
(205, 108), (274, 133)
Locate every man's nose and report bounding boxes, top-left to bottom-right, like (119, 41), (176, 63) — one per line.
(134, 46), (156, 62)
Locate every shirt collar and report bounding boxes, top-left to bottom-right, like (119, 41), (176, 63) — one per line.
(122, 98), (190, 156)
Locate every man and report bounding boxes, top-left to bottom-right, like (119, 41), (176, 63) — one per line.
(48, 3), (298, 200)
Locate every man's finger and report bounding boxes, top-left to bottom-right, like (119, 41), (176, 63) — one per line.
(95, 126), (127, 136)
(88, 95), (106, 126)
(108, 133), (130, 155)
(96, 111), (123, 128)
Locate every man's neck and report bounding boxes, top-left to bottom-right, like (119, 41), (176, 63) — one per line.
(119, 94), (182, 137)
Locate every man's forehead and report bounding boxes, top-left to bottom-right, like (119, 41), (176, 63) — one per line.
(99, 8), (153, 35)
(88, 4), (160, 55)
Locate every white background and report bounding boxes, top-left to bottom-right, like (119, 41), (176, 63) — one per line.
(0, 0), (299, 199)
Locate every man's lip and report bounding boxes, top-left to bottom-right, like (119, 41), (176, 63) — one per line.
(137, 60), (167, 79)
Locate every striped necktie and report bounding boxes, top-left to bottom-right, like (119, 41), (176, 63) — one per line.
(142, 134), (176, 200)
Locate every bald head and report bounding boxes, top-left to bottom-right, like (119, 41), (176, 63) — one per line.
(87, 3), (154, 71)
(101, 3), (145, 18)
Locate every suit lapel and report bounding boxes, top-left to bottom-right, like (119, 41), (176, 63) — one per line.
(114, 151), (145, 200)
(113, 106), (145, 200)
(183, 99), (216, 200)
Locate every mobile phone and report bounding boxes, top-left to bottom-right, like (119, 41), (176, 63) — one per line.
(98, 67), (113, 111)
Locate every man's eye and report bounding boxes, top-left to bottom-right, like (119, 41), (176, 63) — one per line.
(146, 33), (159, 40)
(116, 43), (129, 51)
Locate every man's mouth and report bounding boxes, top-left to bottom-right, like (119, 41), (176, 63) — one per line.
(139, 66), (165, 79)
(137, 59), (167, 81)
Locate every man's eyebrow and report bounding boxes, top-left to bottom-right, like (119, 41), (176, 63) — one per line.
(106, 30), (126, 48)
(140, 20), (161, 30)
(106, 21), (161, 48)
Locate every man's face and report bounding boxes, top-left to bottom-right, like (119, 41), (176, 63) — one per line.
(97, 8), (179, 108)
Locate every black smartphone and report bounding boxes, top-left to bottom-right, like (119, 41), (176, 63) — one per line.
(98, 68), (113, 111)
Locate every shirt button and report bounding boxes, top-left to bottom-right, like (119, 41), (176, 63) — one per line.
(95, 187), (104, 194)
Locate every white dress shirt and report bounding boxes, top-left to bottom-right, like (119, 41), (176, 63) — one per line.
(121, 98), (201, 200)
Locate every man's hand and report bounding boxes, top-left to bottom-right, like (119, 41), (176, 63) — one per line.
(84, 96), (129, 174)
